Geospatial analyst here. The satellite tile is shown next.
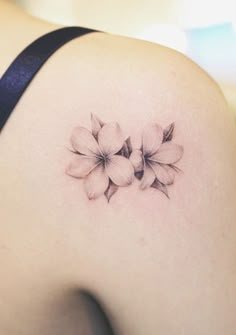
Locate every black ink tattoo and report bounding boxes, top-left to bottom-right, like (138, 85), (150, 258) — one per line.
(66, 114), (183, 201)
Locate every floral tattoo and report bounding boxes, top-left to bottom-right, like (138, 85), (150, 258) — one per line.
(66, 114), (183, 201)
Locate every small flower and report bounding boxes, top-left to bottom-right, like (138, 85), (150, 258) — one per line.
(66, 115), (134, 200)
(130, 123), (183, 195)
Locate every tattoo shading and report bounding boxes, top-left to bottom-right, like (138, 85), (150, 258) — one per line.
(66, 114), (134, 201)
(129, 122), (183, 198)
(66, 115), (183, 201)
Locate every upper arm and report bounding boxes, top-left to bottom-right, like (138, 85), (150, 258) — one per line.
(60, 35), (236, 333)
(71, 35), (236, 334)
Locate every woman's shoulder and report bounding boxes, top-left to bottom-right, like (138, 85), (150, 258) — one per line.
(1, 9), (236, 335)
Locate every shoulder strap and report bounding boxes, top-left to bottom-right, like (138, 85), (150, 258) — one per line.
(0, 26), (99, 132)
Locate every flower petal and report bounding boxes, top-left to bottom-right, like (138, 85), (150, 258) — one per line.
(106, 155), (134, 186)
(71, 126), (100, 156)
(66, 155), (98, 178)
(105, 181), (119, 202)
(91, 114), (104, 138)
(163, 123), (175, 142)
(129, 149), (144, 172)
(142, 123), (164, 155)
(151, 179), (169, 198)
(150, 142), (183, 164)
(149, 162), (175, 185)
(98, 122), (125, 155)
(84, 165), (109, 200)
(140, 166), (156, 189)
(121, 137), (132, 158)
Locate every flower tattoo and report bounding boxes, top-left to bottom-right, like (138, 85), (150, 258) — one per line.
(66, 114), (134, 201)
(129, 123), (183, 197)
(66, 115), (183, 201)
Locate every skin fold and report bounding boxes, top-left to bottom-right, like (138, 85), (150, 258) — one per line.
(0, 1), (236, 334)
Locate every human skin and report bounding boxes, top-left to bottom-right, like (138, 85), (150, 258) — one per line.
(0, 1), (236, 334)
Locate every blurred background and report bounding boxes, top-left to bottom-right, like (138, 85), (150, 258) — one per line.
(11, 0), (236, 115)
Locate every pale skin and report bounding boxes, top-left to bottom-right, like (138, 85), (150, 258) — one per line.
(0, 1), (236, 334)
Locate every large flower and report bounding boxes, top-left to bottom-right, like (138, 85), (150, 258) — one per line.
(130, 123), (183, 196)
(66, 114), (134, 200)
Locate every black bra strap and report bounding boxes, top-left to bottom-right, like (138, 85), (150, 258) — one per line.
(0, 26), (99, 132)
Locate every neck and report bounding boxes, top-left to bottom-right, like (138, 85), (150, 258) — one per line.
(0, 0), (61, 27)
(0, 1), (26, 21)
(0, 0), (62, 77)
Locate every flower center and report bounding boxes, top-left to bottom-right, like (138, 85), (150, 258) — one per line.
(98, 153), (111, 167)
(144, 153), (152, 161)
